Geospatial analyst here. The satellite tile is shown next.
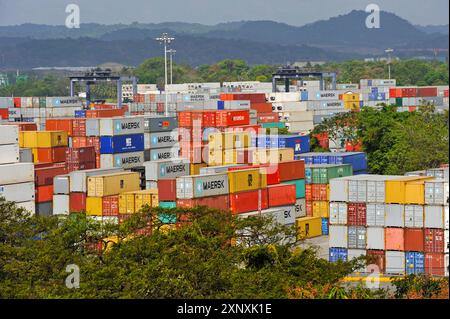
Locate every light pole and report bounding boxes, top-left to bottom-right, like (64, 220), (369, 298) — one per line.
(167, 49), (176, 85)
(155, 33), (174, 115)
(385, 48), (394, 79)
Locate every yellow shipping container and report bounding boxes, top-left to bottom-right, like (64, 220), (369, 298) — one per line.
(296, 217), (322, 239)
(190, 163), (207, 175)
(119, 193), (136, 214)
(87, 172), (140, 197)
(385, 176), (434, 204)
(19, 131), (24, 147)
(31, 148), (39, 163)
(251, 148), (294, 165)
(227, 168), (267, 193)
(344, 101), (360, 111)
(23, 131), (38, 148)
(207, 148), (223, 166)
(341, 93), (360, 102)
(86, 197), (103, 216)
(36, 131), (68, 148)
(208, 131), (250, 150)
(135, 189), (159, 211)
(312, 201), (329, 218)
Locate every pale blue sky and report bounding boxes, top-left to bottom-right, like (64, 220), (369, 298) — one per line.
(0, 0), (448, 26)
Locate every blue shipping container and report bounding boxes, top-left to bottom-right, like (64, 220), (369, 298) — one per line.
(300, 91), (308, 101)
(257, 135), (310, 154)
(281, 179), (306, 199)
(158, 212), (177, 223)
(217, 101), (224, 110)
(299, 152), (367, 172)
(74, 110), (86, 118)
(100, 134), (145, 154)
(329, 247), (348, 262)
(322, 218), (329, 235)
(159, 202), (177, 209)
(405, 252), (425, 275)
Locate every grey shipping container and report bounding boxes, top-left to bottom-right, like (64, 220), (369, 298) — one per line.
(146, 130), (179, 149)
(100, 152), (145, 169)
(144, 158), (190, 181)
(54, 175), (70, 195)
(145, 116), (177, 133)
(329, 202), (347, 225)
(366, 227), (385, 250)
(385, 251), (405, 275)
(176, 173), (229, 199)
(36, 202), (52, 217)
(199, 164), (245, 175)
(86, 119), (100, 136)
(348, 226), (367, 249)
(348, 249), (367, 271)
(53, 194), (70, 215)
(19, 148), (33, 163)
(425, 180), (449, 206)
(148, 147), (180, 162)
(329, 225), (348, 248)
(69, 168), (124, 193)
(366, 203), (385, 227)
(261, 206), (296, 226)
(424, 205), (444, 229)
(100, 117), (144, 136)
(404, 205), (424, 228)
(385, 204), (404, 227)
(294, 198), (306, 218)
(0, 182), (35, 202)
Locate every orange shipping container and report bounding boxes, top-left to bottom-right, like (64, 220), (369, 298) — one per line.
(37, 147), (67, 163)
(46, 119), (74, 137)
(385, 228), (405, 251)
(404, 228), (424, 252)
(36, 185), (53, 203)
(72, 137), (88, 148)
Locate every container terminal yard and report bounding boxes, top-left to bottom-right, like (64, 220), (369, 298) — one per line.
(0, 0), (449, 303)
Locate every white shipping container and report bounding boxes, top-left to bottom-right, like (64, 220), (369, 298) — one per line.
(366, 227), (385, 250)
(16, 201), (36, 215)
(445, 206), (449, 230)
(0, 144), (20, 164)
(425, 180), (449, 206)
(69, 168), (124, 193)
(267, 92), (300, 103)
(53, 194), (70, 215)
(19, 148), (33, 163)
(424, 205), (444, 229)
(284, 121), (315, 133)
(385, 204), (404, 227)
(272, 102), (307, 112)
(385, 251), (405, 275)
(86, 119), (100, 136)
(329, 225), (348, 248)
(0, 182), (35, 202)
(0, 125), (19, 145)
(329, 202), (347, 225)
(53, 175), (70, 195)
(294, 198), (306, 218)
(404, 205), (424, 228)
(282, 111), (314, 122)
(261, 206), (296, 225)
(366, 203), (385, 227)
(0, 163), (34, 185)
(45, 96), (82, 108)
(100, 152), (145, 169)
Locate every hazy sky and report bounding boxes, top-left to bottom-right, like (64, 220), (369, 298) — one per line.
(0, 0), (448, 26)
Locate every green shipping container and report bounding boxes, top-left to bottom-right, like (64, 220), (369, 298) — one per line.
(305, 164), (352, 184)
(281, 179), (306, 199)
(395, 97), (403, 106)
(39, 97), (46, 108)
(159, 201), (176, 209)
(158, 212), (177, 224)
(261, 122), (286, 129)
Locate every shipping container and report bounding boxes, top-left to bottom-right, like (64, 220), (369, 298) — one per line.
(176, 173), (229, 199)
(425, 180), (449, 205)
(148, 147), (180, 162)
(53, 194), (69, 215)
(385, 228), (405, 251)
(305, 164), (352, 184)
(425, 253), (445, 276)
(424, 205), (445, 229)
(347, 203), (367, 226)
(100, 152), (145, 169)
(177, 194), (230, 212)
(385, 204), (405, 227)
(250, 148), (294, 165)
(0, 144), (20, 165)
(229, 189), (268, 214)
(296, 217), (322, 239)
(294, 199), (306, 218)
(35, 165), (67, 187)
(348, 226), (367, 249)
(267, 184), (296, 207)
(329, 247), (348, 262)
(424, 228), (445, 253)
(311, 200), (329, 218)
(281, 179), (306, 199)
(299, 152), (367, 172)
(261, 206), (296, 226)
(228, 169), (266, 193)
(145, 116), (177, 133)
(0, 182), (35, 202)
(367, 227), (385, 250)
(404, 228), (424, 252)
(385, 251), (405, 275)
(385, 176), (433, 204)
(0, 163), (34, 185)
(87, 172), (140, 197)
(404, 205), (424, 228)
(329, 202), (347, 225)
(366, 203), (385, 227)
(367, 250), (385, 272)
(329, 225), (348, 248)
(36, 147), (67, 163)
(69, 192), (86, 212)
(0, 125), (19, 144)
(99, 117), (144, 136)
(157, 179), (177, 202)
(144, 158), (190, 181)
(100, 134), (144, 154)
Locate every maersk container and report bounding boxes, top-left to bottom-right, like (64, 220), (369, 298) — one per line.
(425, 180), (449, 205)
(100, 117), (144, 136)
(329, 202), (347, 225)
(176, 173), (229, 199)
(329, 225), (348, 248)
(46, 96), (82, 108)
(144, 116), (177, 133)
(149, 147), (180, 161)
(348, 226), (367, 249)
(329, 247), (348, 262)
(100, 151), (145, 169)
(386, 251), (406, 275)
(305, 164), (352, 184)
(366, 203), (385, 227)
(147, 130), (179, 149)
(367, 227), (385, 250)
(281, 179), (305, 199)
(385, 204), (405, 227)
(404, 205), (424, 228)
(144, 158), (190, 181)
(100, 134), (144, 154)
(405, 252), (425, 275)
(299, 152), (367, 172)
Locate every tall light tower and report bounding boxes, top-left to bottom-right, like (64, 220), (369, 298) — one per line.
(155, 33), (174, 115)
(385, 48), (394, 79)
(167, 49), (176, 85)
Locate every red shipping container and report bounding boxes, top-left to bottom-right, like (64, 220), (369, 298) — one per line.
(17, 123), (37, 131)
(305, 184), (312, 201)
(347, 203), (367, 226)
(277, 160), (305, 182)
(201, 110), (216, 127)
(72, 119), (87, 137)
(86, 137), (100, 153)
(0, 109), (8, 119)
(312, 184), (328, 201)
(257, 113), (278, 123)
(220, 93), (266, 103)
(69, 192), (86, 212)
(35, 165), (68, 186)
(37, 147), (67, 163)
(157, 179), (177, 201)
(35, 162), (65, 169)
(367, 250), (385, 272)
(408, 106), (416, 112)
(102, 195), (119, 216)
(306, 201), (313, 217)
(216, 110), (250, 127)
(425, 253), (445, 276)
(177, 194), (230, 212)
(417, 87), (437, 97)
(178, 111), (203, 128)
(424, 228), (444, 253)
(66, 161), (96, 173)
(72, 137), (88, 148)
(389, 88), (397, 98)
(36, 185), (53, 203)
(86, 109), (125, 118)
(404, 228), (424, 252)
(46, 119), (73, 136)
(229, 189), (268, 214)
(268, 184), (296, 208)
(251, 103), (273, 113)
(13, 97), (21, 108)
(228, 164), (280, 186)
(65, 146), (96, 163)
(444, 89), (449, 98)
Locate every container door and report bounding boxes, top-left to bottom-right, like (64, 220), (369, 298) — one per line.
(414, 205), (424, 228)
(339, 203), (347, 225)
(348, 180), (358, 202)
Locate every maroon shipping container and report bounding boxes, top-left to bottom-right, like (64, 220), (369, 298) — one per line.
(401, 87), (418, 97)
(102, 195), (119, 216)
(157, 179), (177, 201)
(72, 119), (86, 137)
(69, 192), (86, 212)
(367, 250), (385, 272)
(425, 253), (445, 276)
(306, 200), (313, 217)
(177, 194), (230, 212)
(229, 189), (268, 214)
(347, 203), (367, 226)
(404, 228), (424, 252)
(424, 228), (444, 253)
(268, 184), (296, 208)
(417, 87), (437, 97)
(257, 113), (279, 123)
(311, 184), (328, 201)
(35, 166), (68, 187)
(277, 160), (305, 182)
(65, 146), (96, 163)
(66, 161), (96, 173)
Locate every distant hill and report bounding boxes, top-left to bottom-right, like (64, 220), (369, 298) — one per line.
(0, 10), (447, 69)
(415, 24), (449, 35)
